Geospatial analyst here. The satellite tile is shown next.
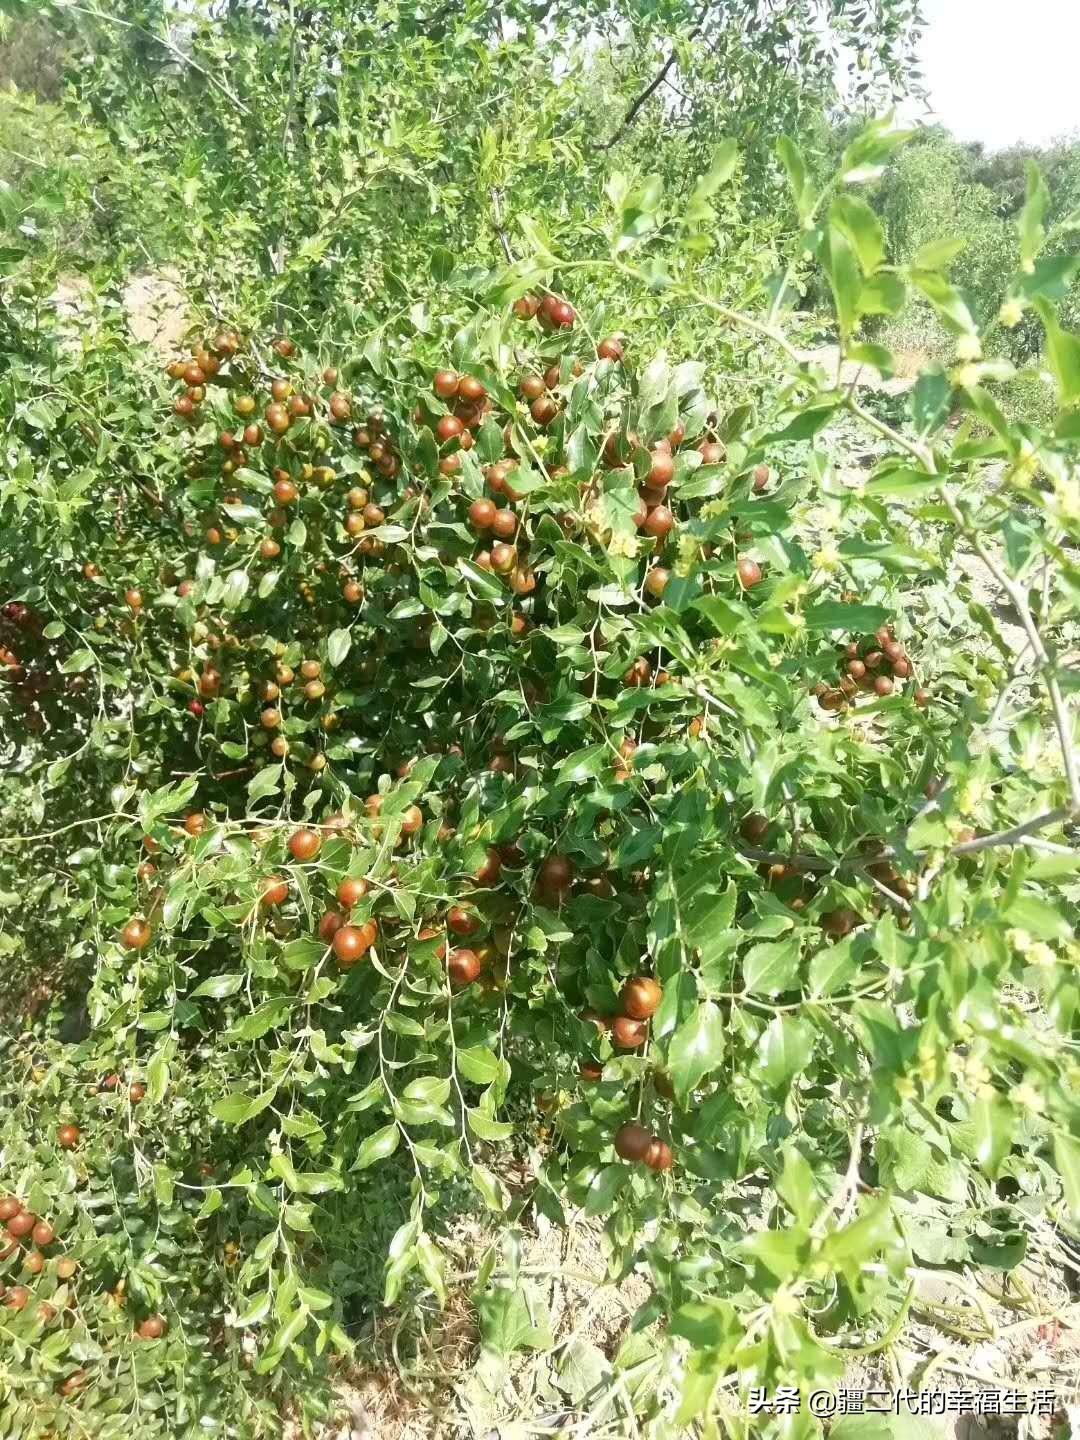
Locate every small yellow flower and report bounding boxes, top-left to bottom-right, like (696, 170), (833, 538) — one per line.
(1051, 475), (1080, 524)
(1008, 929), (1033, 955)
(999, 299), (1025, 329)
(956, 333), (982, 362)
(813, 546), (841, 572)
(953, 363), (981, 390)
(959, 778), (987, 813)
(1027, 942), (1056, 970)
(1014, 1082), (1044, 1114)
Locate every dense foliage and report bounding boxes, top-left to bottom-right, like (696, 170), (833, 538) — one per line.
(2, 5), (1080, 1437)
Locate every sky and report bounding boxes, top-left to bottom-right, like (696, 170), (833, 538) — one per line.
(911, 0), (1080, 151)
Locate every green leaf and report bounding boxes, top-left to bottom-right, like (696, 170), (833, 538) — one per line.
(191, 973), (244, 999)
(466, 1108), (514, 1141)
(355, 1124), (400, 1170)
(1035, 299), (1080, 408)
(416, 1232), (447, 1307)
(776, 1147), (817, 1226)
(327, 628), (351, 667)
(840, 117), (914, 184)
(471, 1164), (510, 1213)
(685, 140), (737, 226)
(761, 400), (839, 444)
(226, 999), (290, 1041)
(803, 601), (891, 632)
(910, 270), (976, 337)
(1004, 893), (1073, 941)
(475, 1283), (552, 1356)
(223, 569), (249, 610)
(909, 366), (952, 434)
(556, 744), (608, 784)
(823, 225), (861, 339)
(666, 1001), (724, 1100)
(456, 1046), (500, 1085)
(913, 237), (966, 271)
(554, 1337), (610, 1400)
(863, 467), (939, 500)
(777, 136), (815, 223)
(247, 764), (282, 800)
(808, 938), (857, 997)
(1054, 1132), (1080, 1223)
(60, 648), (95, 674)
(139, 775), (199, 827)
(742, 937), (800, 996)
(830, 195), (884, 275)
(402, 1075), (452, 1106)
(1017, 161), (1049, 270)
(212, 1089), (275, 1125)
(858, 272), (906, 317)
(757, 1015), (814, 1092)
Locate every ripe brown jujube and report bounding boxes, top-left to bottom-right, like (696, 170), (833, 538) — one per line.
(614, 1123), (653, 1162)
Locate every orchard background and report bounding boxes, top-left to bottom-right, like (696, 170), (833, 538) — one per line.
(1, 2), (1080, 1436)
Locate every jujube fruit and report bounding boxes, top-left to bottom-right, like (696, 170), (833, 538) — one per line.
(288, 828), (321, 861)
(644, 566), (670, 599)
(318, 911), (344, 942)
(736, 557), (762, 589)
(448, 906), (478, 937)
(614, 1123), (653, 1162)
(642, 505), (674, 540)
(644, 1139), (674, 1172)
(448, 948), (482, 986)
(649, 450), (674, 487)
(332, 924), (374, 967)
(621, 976), (662, 1020)
(121, 918), (152, 950)
(821, 907), (860, 937)
(336, 876), (369, 908)
(740, 813), (770, 845)
(611, 1016), (648, 1049)
(468, 498), (496, 531)
(261, 877), (289, 906)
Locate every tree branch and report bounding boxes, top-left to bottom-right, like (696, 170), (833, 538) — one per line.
(596, 5), (710, 152)
(66, 4), (251, 116)
(737, 805), (1076, 879)
(490, 187), (515, 264)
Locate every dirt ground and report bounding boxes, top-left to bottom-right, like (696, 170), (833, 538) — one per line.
(314, 1205), (1080, 1440)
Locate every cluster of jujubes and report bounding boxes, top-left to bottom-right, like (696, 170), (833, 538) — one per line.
(815, 623), (929, 713)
